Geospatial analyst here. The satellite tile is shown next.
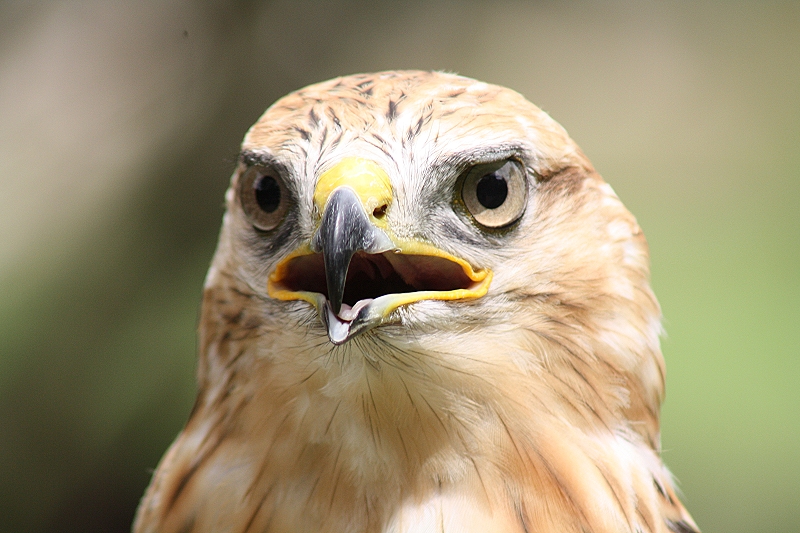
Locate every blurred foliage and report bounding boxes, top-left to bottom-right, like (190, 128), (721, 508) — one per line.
(1, 2), (798, 532)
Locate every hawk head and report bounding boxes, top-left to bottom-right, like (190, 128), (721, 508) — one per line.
(134, 71), (698, 533)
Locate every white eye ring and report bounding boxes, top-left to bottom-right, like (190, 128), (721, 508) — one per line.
(239, 166), (291, 231)
(461, 160), (527, 228)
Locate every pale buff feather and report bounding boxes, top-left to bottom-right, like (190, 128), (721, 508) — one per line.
(133, 71), (698, 533)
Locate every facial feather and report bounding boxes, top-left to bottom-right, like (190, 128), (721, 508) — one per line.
(134, 71), (698, 533)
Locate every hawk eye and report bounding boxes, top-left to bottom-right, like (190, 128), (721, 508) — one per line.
(461, 160), (527, 228)
(239, 165), (290, 231)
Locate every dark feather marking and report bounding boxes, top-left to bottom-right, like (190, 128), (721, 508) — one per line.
(327, 443), (345, 511)
(533, 325), (616, 411)
(564, 360), (612, 428)
(224, 347), (247, 370)
(361, 394), (377, 450)
(244, 411), (293, 498)
(598, 468), (629, 526)
(293, 126), (311, 141)
(326, 107), (341, 128)
(657, 477), (677, 505)
(359, 337), (396, 369)
(324, 401), (341, 435)
(228, 286), (255, 300)
(396, 425), (410, 461)
(429, 356), (497, 384)
(527, 445), (594, 530)
(513, 499), (531, 533)
(318, 125), (328, 147)
(364, 352), (380, 371)
(439, 218), (489, 247)
(329, 131), (343, 150)
(294, 419), (312, 461)
(363, 336), (427, 376)
(446, 404), (477, 440)
(364, 373), (383, 448)
(240, 150), (275, 168)
(653, 477), (667, 498)
(365, 136), (394, 160)
(406, 112), (427, 142)
(497, 414), (526, 467)
(420, 394), (449, 438)
(209, 369), (235, 408)
(469, 457), (490, 506)
(296, 367), (321, 385)
(185, 389), (206, 421)
(216, 278), (255, 303)
(396, 375), (432, 454)
(164, 423), (230, 513)
(397, 376), (420, 417)
(536, 167), (589, 201)
(544, 383), (585, 421)
(308, 107), (320, 127)
(386, 99), (398, 121)
(305, 473), (322, 506)
(666, 519), (700, 533)
(636, 504), (655, 533)
(176, 517), (196, 533)
(222, 309), (244, 326)
(242, 484), (274, 533)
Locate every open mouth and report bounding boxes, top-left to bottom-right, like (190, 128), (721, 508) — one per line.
(276, 251), (477, 306)
(268, 247), (491, 343)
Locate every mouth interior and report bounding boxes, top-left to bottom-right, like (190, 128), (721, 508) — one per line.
(276, 251), (476, 307)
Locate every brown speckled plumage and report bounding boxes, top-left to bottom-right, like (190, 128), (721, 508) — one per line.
(133, 71), (698, 533)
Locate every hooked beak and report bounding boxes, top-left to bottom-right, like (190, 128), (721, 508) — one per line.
(268, 157), (492, 344)
(310, 186), (394, 315)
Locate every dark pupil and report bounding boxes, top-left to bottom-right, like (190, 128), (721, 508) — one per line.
(475, 173), (508, 209)
(255, 176), (281, 213)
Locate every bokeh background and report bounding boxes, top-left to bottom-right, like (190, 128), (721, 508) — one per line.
(1, 2), (798, 532)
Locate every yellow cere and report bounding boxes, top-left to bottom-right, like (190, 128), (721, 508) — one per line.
(313, 157), (393, 226)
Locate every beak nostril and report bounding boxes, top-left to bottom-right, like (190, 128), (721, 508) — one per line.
(372, 204), (388, 218)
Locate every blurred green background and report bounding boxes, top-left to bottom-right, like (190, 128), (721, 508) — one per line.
(1, 2), (798, 532)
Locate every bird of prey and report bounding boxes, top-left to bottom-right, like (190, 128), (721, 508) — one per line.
(133, 71), (698, 533)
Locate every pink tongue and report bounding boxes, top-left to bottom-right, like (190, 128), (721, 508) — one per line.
(325, 299), (375, 344)
(336, 299), (373, 321)
(325, 298), (372, 344)
(325, 305), (350, 344)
